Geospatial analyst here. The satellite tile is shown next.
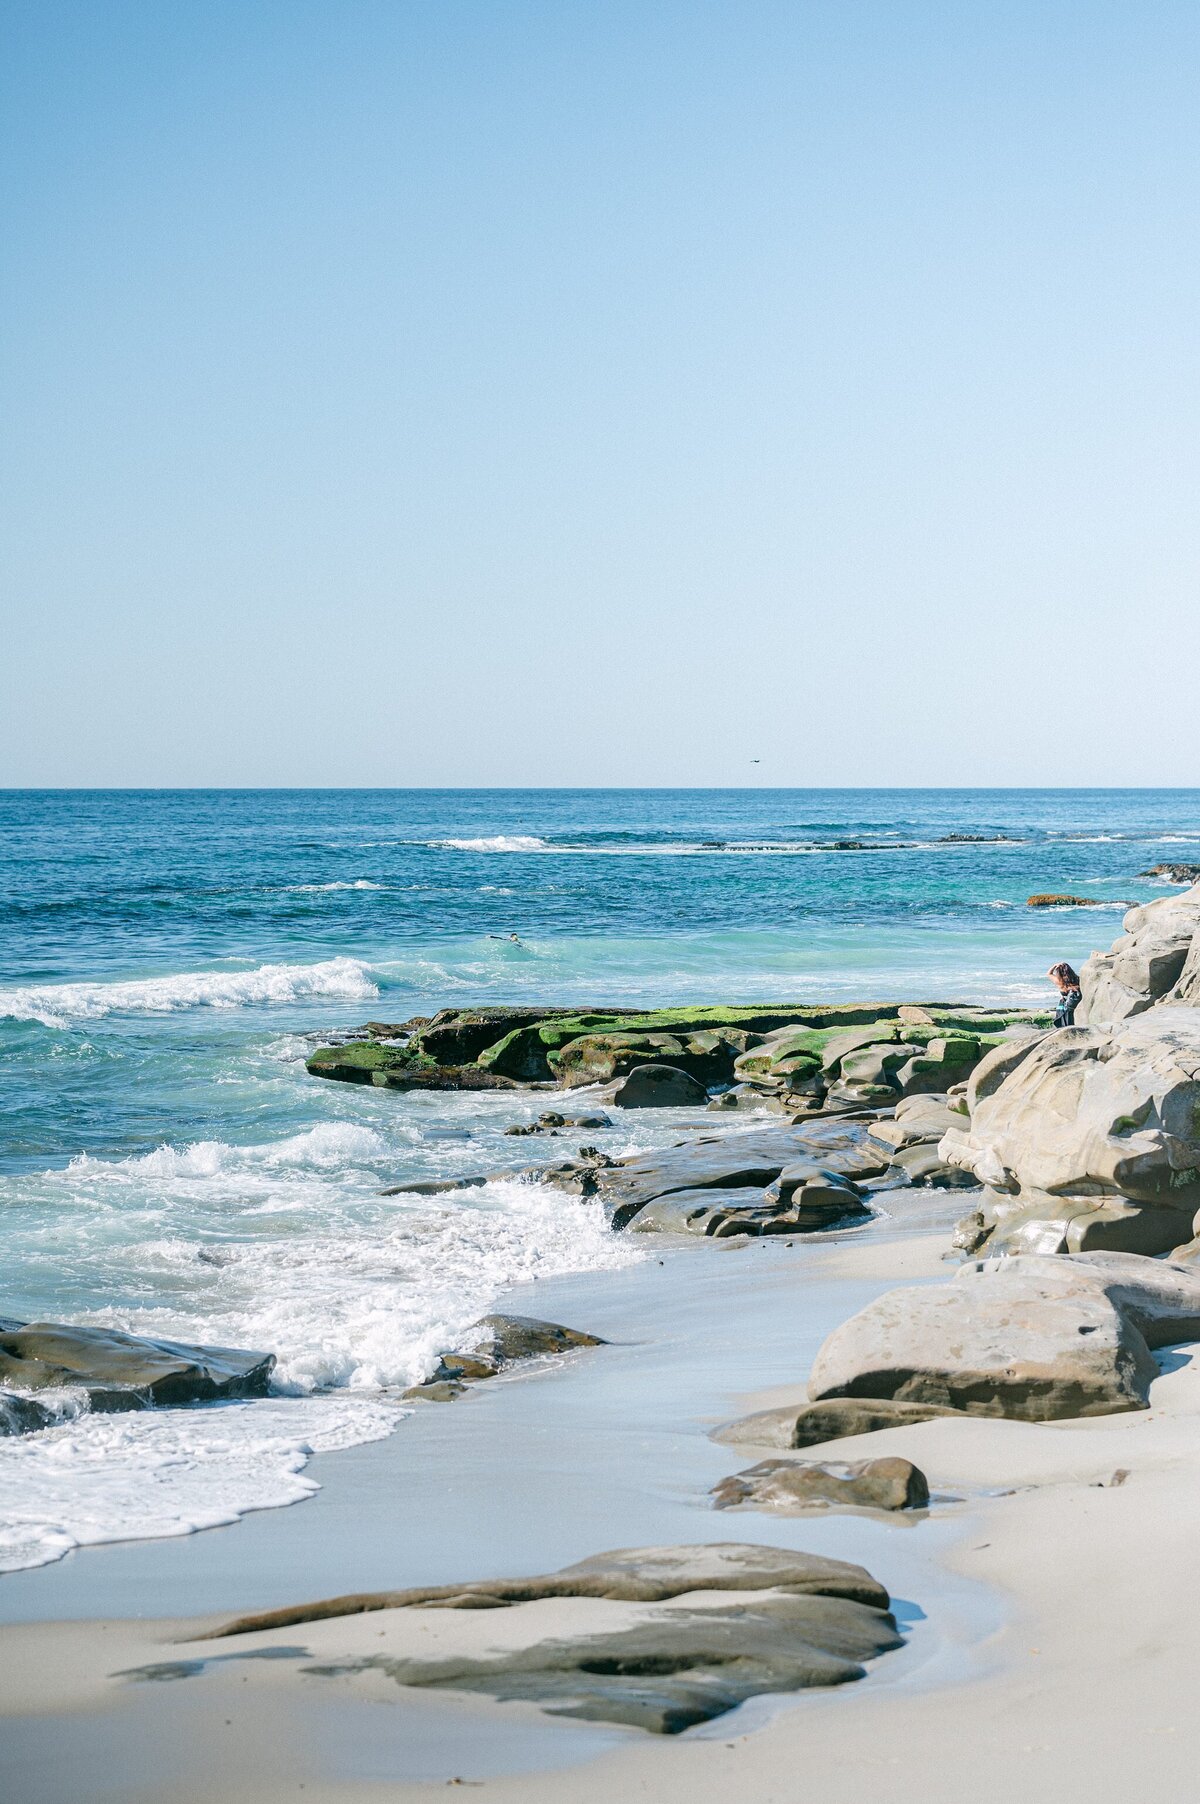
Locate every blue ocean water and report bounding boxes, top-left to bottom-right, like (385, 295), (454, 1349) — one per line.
(1, 788), (1196, 1572)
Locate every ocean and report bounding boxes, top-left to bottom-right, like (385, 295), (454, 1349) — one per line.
(2, 787), (1197, 1574)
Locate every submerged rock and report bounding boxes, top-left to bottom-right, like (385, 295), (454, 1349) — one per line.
(0, 1322), (275, 1411)
(1139, 863), (1200, 885)
(711, 1455), (929, 1513)
(0, 1391), (56, 1435)
(303, 1591), (900, 1733)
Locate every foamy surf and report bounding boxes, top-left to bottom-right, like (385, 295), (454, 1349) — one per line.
(0, 1395), (402, 1574)
(0, 957), (378, 1027)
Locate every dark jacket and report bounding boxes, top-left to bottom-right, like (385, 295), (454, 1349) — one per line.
(1054, 987), (1081, 1027)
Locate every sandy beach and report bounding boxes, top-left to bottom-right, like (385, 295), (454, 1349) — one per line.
(6, 1179), (1200, 1804)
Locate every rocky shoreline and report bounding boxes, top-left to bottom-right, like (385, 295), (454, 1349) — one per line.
(7, 884), (1200, 1768)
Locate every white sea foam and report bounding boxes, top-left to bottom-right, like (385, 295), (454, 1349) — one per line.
(0, 1396), (401, 1574)
(283, 880), (388, 892)
(0, 957), (378, 1028)
(1, 1107), (647, 1573)
(435, 835), (550, 852)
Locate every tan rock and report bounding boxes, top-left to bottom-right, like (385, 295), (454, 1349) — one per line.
(711, 1455), (929, 1513)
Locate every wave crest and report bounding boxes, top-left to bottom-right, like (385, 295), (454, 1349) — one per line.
(0, 957), (378, 1027)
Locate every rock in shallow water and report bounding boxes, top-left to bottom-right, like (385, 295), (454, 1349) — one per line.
(611, 1063), (709, 1108)
(0, 1322), (275, 1412)
(405, 1314), (608, 1396)
(0, 1391), (57, 1435)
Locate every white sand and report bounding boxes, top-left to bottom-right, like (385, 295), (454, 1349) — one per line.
(4, 1210), (1199, 1802)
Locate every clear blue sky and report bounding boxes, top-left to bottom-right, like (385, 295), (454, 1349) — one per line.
(2, 1), (1198, 787)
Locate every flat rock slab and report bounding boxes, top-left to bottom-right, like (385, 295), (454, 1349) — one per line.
(628, 1180), (871, 1239)
(299, 1591), (901, 1734)
(713, 1397), (969, 1450)
(196, 1542), (900, 1735)
(206, 1541), (891, 1637)
(0, 1322), (275, 1412)
(712, 1456), (929, 1513)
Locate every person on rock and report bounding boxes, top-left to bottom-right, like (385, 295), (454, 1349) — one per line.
(1048, 961), (1082, 1026)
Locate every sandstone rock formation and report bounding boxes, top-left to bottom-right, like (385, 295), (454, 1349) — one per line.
(1078, 885), (1200, 1024)
(201, 1542), (902, 1733)
(713, 1397), (968, 1450)
(941, 1006), (1200, 1256)
(711, 1455), (929, 1513)
(806, 1252), (1200, 1422)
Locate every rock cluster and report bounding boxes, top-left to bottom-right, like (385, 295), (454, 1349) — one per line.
(307, 1001), (1046, 1109)
(402, 1313), (606, 1402)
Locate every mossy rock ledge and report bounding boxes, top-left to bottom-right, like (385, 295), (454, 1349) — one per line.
(305, 1002), (1050, 1101)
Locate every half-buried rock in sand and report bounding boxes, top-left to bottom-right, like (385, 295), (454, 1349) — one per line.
(806, 1252), (1200, 1422)
(186, 1543), (902, 1734)
(711, 1456), (929, 1514)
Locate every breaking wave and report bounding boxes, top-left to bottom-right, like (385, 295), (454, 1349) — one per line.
(0, 958), (378, 1028)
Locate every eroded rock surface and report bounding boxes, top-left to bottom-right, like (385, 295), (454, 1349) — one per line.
(941, 1007), (1200, 1256)
(1079, 886), (1200, 1024)
(713, 1397), (967, 1450)
(711, 1456), (929, 1513)
(807, 1253), (1200, 1422)
(202, 1542), (901, 1733)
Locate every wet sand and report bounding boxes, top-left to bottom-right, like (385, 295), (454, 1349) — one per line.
(7, 1192), (1198, 1802)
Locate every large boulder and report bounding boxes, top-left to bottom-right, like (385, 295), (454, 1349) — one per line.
(940, 1008), (1200, 1257)
(711, 1455), (929, 1514)
(0, 1322), (275, 1411)
(807, 1253), (1200, 1422)
(1078, 886), (1200, 1024)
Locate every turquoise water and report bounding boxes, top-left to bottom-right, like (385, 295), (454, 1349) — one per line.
(1, 788), (1196, 1571)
